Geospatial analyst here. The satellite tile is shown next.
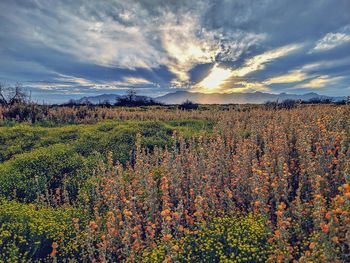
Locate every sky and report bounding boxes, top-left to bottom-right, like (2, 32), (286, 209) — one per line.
(0, 0), (350, 103)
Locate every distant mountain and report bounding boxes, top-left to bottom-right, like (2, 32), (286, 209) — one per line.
(72, 94), (153, 105)
(72, 94), (121, 104)
(70, 91), (346, 105)
(156, 91), (346, 104)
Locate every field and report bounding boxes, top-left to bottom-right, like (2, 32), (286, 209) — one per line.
(0, 104), (349, 262)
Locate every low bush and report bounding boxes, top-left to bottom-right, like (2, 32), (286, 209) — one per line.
(0, 120), (214, 203)
(143, 214), (273, 263)
(179, 100), (199, 110)
(264, 99), (298, 110)
(0, 199), (85, 261)
(0, 144), (90, 202)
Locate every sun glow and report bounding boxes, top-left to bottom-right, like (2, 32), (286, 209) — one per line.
(196, 64), (232, 92)
(195, 44), (302, 93)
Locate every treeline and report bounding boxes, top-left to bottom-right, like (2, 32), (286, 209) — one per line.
(65, 89), (163, 107)
(264, 97), (349, 110)
(0, 86), (202, 124)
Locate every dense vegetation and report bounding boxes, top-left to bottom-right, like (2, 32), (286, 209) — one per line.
(0, 104), (349, 262)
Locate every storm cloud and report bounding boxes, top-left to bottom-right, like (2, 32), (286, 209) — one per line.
(0, 0), (349, 102)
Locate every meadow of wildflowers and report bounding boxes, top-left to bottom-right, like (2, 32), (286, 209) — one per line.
(0, 104), (349, 262)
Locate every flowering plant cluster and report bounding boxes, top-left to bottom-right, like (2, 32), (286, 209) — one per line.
(0, 105), (349, 262)
(76, 106), (349, 262)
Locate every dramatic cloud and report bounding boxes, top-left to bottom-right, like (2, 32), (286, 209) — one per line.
(298, 76), (345, 89)
(156, 6), (265, 87)
(0, 0), (349, 102)
(196, 44), (302, 92)
(230, 44), (302, 77)
(264, 70), (308, 85)
(313, 26), (350, 52)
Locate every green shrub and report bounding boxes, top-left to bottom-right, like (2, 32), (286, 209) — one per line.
(167, 119), (214, 137)
(0, 120), (213, 164)
(0, 126), (47, 162)
(75, 121), (175, 163)
(98, 128), (136, 163)
(143, 214), (273, 263)
(0, 144), (90, 202)
(0, 199), (84, 262)
(0, 126), (79, 162)
(0, 120), (214, 203)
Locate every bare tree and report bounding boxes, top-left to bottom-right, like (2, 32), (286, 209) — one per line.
(0, 83), (28, 106)
(126, 89), (137, 102)
(0, 82), (8, 106)
(9, 83), (27, 105)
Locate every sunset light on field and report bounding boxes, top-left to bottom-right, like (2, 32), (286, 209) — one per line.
(0, 1), (349, 262)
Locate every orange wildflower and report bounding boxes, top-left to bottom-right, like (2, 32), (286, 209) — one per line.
(274, 230), (281, 238)
(278, 202), (286, 210)
(320, 223), (329, 233)
(309, 242), (316, 250)
(178, 225), (185, 232)
(331, 236), (339, 243)
(89, 221), (98, 230)
(275, 210), (283, 217)
(254, 200), (261, 207)
(50, 242), (58, 257)
(163, 234), (172, 241)
(123, 209), (132, 217)
(161, 209), (171, 217)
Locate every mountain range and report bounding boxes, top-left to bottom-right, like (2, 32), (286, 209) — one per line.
(72, 94), (151, 105)
(71, 91), (346, 105)
(156, 91), (346, 104)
